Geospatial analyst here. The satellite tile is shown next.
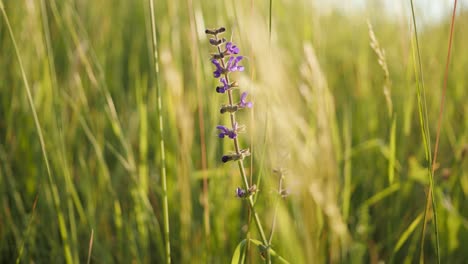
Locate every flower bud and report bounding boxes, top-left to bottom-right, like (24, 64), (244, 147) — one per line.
(220, 104), (239, 114)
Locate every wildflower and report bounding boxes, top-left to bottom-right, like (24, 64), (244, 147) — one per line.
(207, 27), (278, 261)
(238, 92), (253, 108)
(216, 124), (237, 139)
(235, 187), (247, 198)
(226, 56), (244, 72)
(225, 42), (239, 54)
(211, 59), (225, 78)
(234, 185), (257, 198)
(216, 78), (229, 93)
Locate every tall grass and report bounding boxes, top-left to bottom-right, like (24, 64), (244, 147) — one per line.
(148, 0), (171, 263)
(0, 0), (467, 263)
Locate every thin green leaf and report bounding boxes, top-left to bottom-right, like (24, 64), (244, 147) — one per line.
(231, 239), (247, 264)
(388, 116), (396, 184)
(393, 212), (424, 254)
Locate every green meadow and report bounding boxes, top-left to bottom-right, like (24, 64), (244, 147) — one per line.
(1, 0), (467, 263)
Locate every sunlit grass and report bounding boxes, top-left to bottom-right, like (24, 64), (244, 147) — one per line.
(0, 1), (467, 263)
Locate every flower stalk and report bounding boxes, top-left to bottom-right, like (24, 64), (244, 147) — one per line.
(206, 27), (270, 261)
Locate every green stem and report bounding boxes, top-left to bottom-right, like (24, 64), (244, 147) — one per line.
(268, 172), (284, 246)
(148, 1), (171, 263)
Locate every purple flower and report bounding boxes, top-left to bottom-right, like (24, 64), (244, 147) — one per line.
(226, 56), (244, 72)
(235, 187), (247, 198)
(225, 42), (239, 54)
(216, 78), (229, 93)
(211, 59), (224, 78)
(216, 124), (237, 139)
(238, 92), (253, 108)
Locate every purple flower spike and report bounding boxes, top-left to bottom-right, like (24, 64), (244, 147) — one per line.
(216, 78), (229, 93)
(226, 56), (244, 72)
(225, 42), (239, 54)
(216, 125), (237, 139)
(238, 92), (253, 108)
(211, 59), (224, 78)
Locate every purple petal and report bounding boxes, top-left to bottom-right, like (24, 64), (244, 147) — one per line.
(216, 125), (228, 133)
(235, 56), (243, 63)
(212, 59), (224, 77)
(220, 78), (228, 87)
(216, 86), (226, 93)
(226, 42), (239, 54)
(226, 57), (234, 69)
(240, 92), (248, 101)
(228, 132), (237, 139)
(211, 59), (221, 67)
(239, 92), (253, 108)
(216, 78), (229, 93)
(235, 187), (246, 198)
(225, 56), (243, 72)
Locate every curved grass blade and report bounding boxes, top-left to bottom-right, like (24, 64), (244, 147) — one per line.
(393, 211), (424, 254)
(409, 1), (440, 262)
(231, 239), (247, 264)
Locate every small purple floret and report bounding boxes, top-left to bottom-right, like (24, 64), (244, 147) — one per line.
(225, 42), (239, 54)
(235, 187), (247, 198)
(216, 78), (229, 93)
(239, 92), (253, 108)
(216, 125), (237, 139)
(211, 59), (224, 78)
(226, 56), (244, 72)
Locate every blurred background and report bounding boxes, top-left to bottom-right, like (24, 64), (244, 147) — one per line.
(1, 0), (467, 263)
